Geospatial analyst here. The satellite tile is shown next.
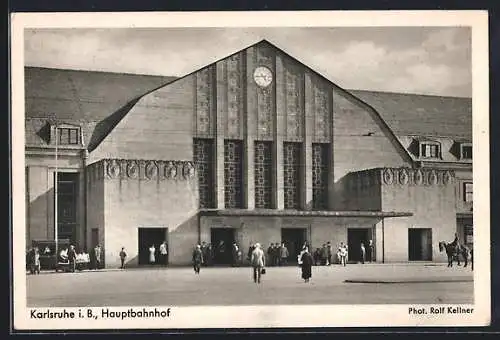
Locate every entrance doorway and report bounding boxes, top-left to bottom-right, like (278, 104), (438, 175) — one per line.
(347, 228), (370, 263)
(408, 228), (432, 261)
(138, 228), (168, 265)
(281, 228), (307, 264)
(211, 228), (235, 265)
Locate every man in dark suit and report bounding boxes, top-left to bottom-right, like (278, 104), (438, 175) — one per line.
(68, 245), (77, 272)
(192, 245), (203, 274)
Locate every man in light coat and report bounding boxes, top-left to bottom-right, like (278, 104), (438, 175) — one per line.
(250, 243), (266, 284)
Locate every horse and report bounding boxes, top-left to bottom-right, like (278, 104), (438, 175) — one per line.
(438, 241), (472, 269)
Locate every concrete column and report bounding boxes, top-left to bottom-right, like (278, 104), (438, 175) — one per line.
(245, 48), (257, 209)
(303, 72), (314, 210)
(215, 61), (226, 209)
(27, 166), (51, 242)
(375, 220), (384, 263)
(275, 54), (285, 209)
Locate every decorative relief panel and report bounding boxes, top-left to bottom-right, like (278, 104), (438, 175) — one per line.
(101, 159), (196, 181)
(224, 140), (244, 208)
(195, 66), (214, 137)
(380, 167), (455, 186)
(284, 62), (304, 141)
(312, 143), (329, 210)
(283, 142), (301, 209)
(254, 141), (273, 209)
(256, 45), (275, 140)
(126, 161), (139, 179)
(313, 80), (331, 142)
(226, 54), (243, 139)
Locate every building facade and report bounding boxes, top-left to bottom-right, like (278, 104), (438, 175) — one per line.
(25, 40), (473, 267)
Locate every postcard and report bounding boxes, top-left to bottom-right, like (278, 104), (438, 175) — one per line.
(11, 10), (490, 330)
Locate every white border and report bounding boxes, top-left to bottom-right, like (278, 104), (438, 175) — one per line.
(11, 10), (490, 329)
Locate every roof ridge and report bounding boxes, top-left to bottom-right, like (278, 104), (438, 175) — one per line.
(25, 65), (178, 79)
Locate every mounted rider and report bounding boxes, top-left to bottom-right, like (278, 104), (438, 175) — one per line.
(450, 233), (461, 254)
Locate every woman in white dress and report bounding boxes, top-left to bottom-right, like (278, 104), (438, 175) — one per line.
(149, 245), (156, 264)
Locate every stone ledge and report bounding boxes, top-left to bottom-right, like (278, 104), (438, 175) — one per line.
(199, 209), (412, 218)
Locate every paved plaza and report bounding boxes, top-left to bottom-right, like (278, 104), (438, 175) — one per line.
(26, 263), (474, 307)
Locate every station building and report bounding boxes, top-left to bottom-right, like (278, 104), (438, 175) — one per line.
(24, 40), (473, 267)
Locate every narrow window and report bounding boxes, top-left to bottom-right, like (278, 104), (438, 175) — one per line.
(461, 145), (472, 160)
(283, 142), (301, 209)
(463, 182), (473, 202)
(224, 140), (243, 208)
(312, 143), (329, 210)
(254, 141), (273, 209)
(193, 138), (215, 208)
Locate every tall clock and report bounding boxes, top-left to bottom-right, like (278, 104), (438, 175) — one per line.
(253, 66), (273, 88)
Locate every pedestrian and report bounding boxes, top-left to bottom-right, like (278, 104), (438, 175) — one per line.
(338, 242), (348, 266)
(27, 246), (35, 274)
(232, 242), (239, 267)
(360, 242), (366, 264)
(192, 244), (203, 274)
(313, 248), (321, 266)
(93, 244), (102, 270)
(320, 244), (328, 266)
(247, 243), (255, 265)
(279, 243), (289, 266)
(299, 247), (314, 283)
(33, 247), (41, 274)
(267, 243), (274, 267)
(119, 247), (127, 269)
(368, 240), (375, 263)
(207, 243), (214, 266)
(326, 242), (333, 265)
(201, 241), (208, 266)
(68, 245), (77, 272)
(149, 244), (156, 264)
(250, 243), (265, 284)
(273, 243), (280, 266)
(159, 241), (168, 266)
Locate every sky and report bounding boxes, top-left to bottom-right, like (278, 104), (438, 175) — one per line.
(24, 27), (472, 97)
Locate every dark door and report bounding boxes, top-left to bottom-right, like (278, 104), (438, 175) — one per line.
(211, 228), (235, 265)
(408, 228), (432, 261)
(138, 228), (168, 265)
(347, 228), (370, 262)
(281, 228), (307, 264)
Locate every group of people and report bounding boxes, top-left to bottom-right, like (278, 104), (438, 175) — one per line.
(147, 241), (169, 265)
(310, 240), (375, 266)
(26, 243), (105, 274)
(265, 243), (290, 267)
(358, 240), (375, 264)
(59, 244), (103, 272)
(248, 242), (313, 284)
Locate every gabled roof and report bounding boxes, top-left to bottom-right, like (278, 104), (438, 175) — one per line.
(25, 40), (472, 154)
(25, 67), (176, 147)
(349, 90), (472, 140)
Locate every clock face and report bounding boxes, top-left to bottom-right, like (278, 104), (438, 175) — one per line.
(253, 66), (273, 87)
